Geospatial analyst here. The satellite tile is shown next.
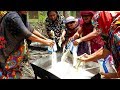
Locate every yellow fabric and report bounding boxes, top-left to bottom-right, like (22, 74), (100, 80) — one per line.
(115, 21), (120, 25)
(0, 11), (7, 17)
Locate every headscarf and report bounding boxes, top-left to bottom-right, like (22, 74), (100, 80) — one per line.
(80, 11), (95, 17)
(92, 11), (113, 35)
(79, 11), (95, 36)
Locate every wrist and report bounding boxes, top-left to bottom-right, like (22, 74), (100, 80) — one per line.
(80, 38), (83, 42)
(44, 37), (48, 40)
(85, 55), (96, 62)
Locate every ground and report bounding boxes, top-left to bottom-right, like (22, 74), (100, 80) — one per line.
(21, 42), (50, 79)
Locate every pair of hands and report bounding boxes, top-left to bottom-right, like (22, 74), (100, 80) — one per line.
(60, 33), (82, 46)
(77, 53), (118, 79)
(77, 53), (90, 63)
(60, 36), (65, 42)
(69, 37), (82, 46)
(46, 38), (82, 49)
(46, 39), (55, 47)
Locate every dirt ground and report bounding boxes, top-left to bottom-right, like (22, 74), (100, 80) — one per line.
(21, 42), (50, 79)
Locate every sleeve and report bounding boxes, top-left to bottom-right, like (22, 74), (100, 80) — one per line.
(27, 22), (34, 33)
(12, 16), (33, 38)
(114, 31), (120, 54)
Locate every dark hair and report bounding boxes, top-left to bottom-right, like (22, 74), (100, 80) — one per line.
(47, 11), (58, 17)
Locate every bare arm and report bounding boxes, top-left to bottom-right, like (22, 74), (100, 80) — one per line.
(73, 31), (81, 40)
(73, 28), (100, 46)
(73, 26), (82, 39)
(12, 15), (54, 47)
(32, 29), (48, 40)
(80, 28), (99, 42)
(61, 30), (66, 37)
(28, 33), (54, 46)
(80, 47), (110, 62)
(68, 26), (82, 41)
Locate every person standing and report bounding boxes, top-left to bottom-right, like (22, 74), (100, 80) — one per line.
(45, 11), (65, 52)
(0, 11), (54, 79)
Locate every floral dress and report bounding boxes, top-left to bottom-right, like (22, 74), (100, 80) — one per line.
(0, 40), (29, 79)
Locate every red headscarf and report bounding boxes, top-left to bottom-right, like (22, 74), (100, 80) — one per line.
(93, 11), (113, 35)
(80, 11), (95, 17)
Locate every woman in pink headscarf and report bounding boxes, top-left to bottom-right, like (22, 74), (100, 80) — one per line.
(73, 11), (104, 55)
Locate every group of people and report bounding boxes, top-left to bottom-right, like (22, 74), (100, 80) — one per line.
(0, 11), (120, 79)
(45, 11), (120, 79)
(79, 11), (120, 79)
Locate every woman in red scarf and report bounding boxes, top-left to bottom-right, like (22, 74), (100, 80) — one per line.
(73, 11), (104, 55)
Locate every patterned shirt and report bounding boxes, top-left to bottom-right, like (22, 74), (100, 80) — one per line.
(0, 11), (33, 63)
(92, 11), (120, 70)
(45, 13), (65, 42)
(105, 26), (120, 69)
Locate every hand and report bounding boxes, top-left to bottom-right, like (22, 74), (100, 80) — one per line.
(100, 72), (118, 79)
(68, 36), (74, 42)
(49, 34), (54, 39)
(74, 33), (80, 40)
(46, 39), (55, 47)
(73, 39), (82, 46)
(61, 36), (65, 42)
(49, 31), (55, 39)
(77, 53), (90, 63)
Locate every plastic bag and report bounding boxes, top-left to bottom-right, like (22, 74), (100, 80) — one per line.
(98, 54), (117, 73)
(48, 41), (57, 53)
(72, 45), (78, 67)
(58, 37), (62, 47)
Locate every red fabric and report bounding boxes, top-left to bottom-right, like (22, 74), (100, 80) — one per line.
(114, 12), (120, 19)
(95, 11), (113, 35)
(90, 35), (104, 53)
(80, 11), (95, 17)
(78, 19), (104, 54)
(81, 22), (94, 36)
(67, 29), (77, 39)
